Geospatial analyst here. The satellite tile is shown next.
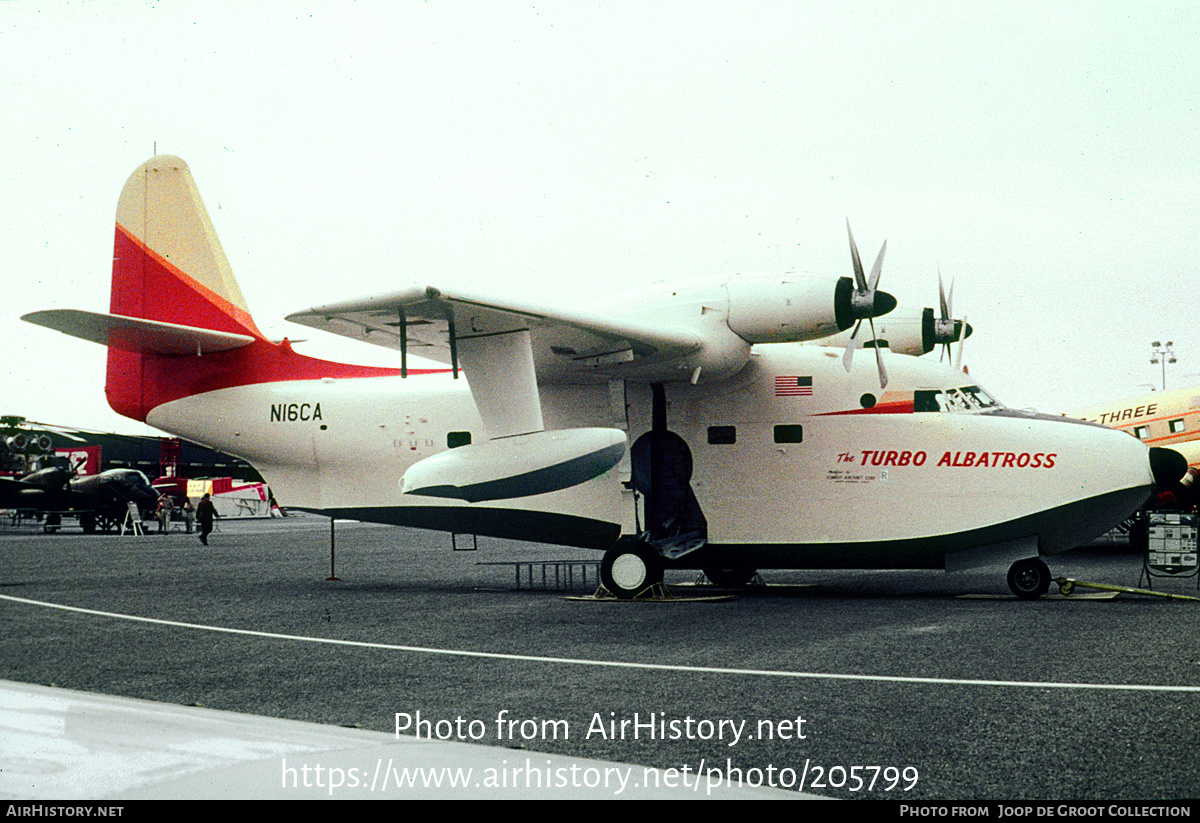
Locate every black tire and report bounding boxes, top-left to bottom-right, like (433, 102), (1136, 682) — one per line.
(1008, 557), (1051, 600)
(703, 567), (757, 587)
(601, 540), (664, 599)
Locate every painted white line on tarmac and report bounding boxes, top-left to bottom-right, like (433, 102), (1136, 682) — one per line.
(4, 593), (1199, 693)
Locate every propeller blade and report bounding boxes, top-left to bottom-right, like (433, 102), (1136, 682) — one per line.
(954, 315), (968, 371)
(843, 319), (862, 372)
(936, 270), (947, 319)
(869, 317), (888, 388)
(868, 240), (886, 291)
(846, 220), (867, 291)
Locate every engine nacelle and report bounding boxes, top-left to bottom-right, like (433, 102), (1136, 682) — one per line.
(401, 427), (627, 503)
(4, 433), (54, 454)
(724, 275), (848, 344)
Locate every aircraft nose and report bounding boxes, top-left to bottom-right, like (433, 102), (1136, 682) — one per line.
(1149, 447), (1188, 489)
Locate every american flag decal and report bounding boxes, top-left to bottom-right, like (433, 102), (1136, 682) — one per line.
(775, 375), (813, 396)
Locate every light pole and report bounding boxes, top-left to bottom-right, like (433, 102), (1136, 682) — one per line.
(1150, 341), (1176, 391)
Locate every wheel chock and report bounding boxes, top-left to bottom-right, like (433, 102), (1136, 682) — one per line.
(1054, 577), (1200, 602)
(567, 582), (734, 603)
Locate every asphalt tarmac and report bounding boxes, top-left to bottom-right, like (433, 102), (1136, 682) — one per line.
(2, 512), (1197, 801)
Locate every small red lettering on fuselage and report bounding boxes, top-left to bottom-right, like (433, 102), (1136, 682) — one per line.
(858, 449), (927, 467)
(935, 450), (1057, 468)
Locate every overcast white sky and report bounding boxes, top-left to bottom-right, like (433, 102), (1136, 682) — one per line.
(2, 1), (1197, 436)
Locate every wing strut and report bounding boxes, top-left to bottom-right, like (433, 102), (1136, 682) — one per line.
(458, 329), (543, 438)
(445, 308), (459, 379)
(398, 308), (408, 378)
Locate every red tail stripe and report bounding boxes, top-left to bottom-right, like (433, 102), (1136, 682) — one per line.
(106, 223), (449, 421)
(112, 223), (264, 339)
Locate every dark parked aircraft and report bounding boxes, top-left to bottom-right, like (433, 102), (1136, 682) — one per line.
(0, 466), (160, 532)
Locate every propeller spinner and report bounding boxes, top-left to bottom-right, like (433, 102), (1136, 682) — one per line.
(841, 221), (897, 388)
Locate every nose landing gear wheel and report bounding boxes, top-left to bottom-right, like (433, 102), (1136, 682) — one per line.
(601, 540), (664, 599)
(1007, 557), (1051, 600)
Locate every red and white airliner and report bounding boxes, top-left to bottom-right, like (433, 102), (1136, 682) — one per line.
(24, 156), (1183, 599)
(1070, 386), (1200, 470)
(1069, 385), (1199, 506)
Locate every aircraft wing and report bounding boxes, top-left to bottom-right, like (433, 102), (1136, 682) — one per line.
(22, 309), (254, 356)
(288, 285), (708, 439)
(285, 285), (702, 382)
(1, 679), (796, 799)
(0, 476), (32, 494)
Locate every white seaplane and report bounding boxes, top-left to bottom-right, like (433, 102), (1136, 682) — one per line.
(25, 156), (1183, 599)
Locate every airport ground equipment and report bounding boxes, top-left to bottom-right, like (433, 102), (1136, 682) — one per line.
(477, 559), (600, 591)
(1055, 576), (1200, 602)
(1138, 511), (1198, 591)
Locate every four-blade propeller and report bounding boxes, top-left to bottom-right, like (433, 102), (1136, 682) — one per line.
(933, 270), (972, 369)
(842, 221), (896, 388)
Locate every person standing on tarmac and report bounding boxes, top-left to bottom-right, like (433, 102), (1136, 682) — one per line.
(156, 493), (173, 534)
(196, 493), (218, 546)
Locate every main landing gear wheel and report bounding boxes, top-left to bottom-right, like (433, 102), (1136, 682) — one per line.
(1007, 557), (1051, 600)
(601, 540), (664, 599)
(703, 567), (757, 588)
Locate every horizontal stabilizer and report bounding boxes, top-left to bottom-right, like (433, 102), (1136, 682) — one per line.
(22, 309), (254, 355)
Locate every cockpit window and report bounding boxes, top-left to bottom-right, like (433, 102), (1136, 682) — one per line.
(914, 385), (1001, 413)
(914, 390), (942, 413)
(958, 386), (1000, 409)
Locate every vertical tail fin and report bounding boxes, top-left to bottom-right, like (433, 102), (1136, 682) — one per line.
(111, 155), (264, 339)
(26, 155), (410, 424)
(108, 155), (268, 421)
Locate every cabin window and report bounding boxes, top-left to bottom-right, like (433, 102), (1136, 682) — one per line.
(773, 424), (803, 443)
(707, 426), (736, 444)
(1133, 425), (1150, 440)
(447, 431), (472, 449)
(1169, 418), (1186, 434)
